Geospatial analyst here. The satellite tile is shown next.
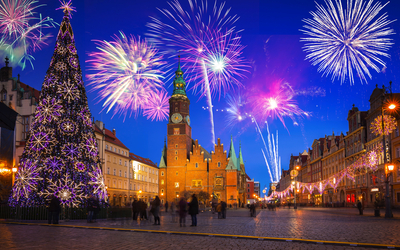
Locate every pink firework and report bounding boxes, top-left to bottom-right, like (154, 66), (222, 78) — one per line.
(143, 90), (170, 122)
(0, 0), (56, 69)
(86, 32), (167, 120)
(251, 81), (309, 130)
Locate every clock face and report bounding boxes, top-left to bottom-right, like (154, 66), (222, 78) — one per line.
(171, 113), (183, 124)
(185, 115), (190, 126)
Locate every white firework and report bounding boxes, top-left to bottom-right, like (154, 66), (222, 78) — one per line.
(300, 0), (395, 84)
(40, 174), (87, 207)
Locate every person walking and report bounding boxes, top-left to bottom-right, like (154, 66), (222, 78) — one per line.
(132, 198), (139, 220)
(152, 196), (161, 225)
(188, 194), (199, 227)
(179, 197), (187, 227)
(216, 202), (222, 219)
(357, 200), (363, 215)
(48, 195), (61, 224)
(170, 201), (176, 222)
(140, 199), (148, 220)
(93, 196), (100, 222)
(221, 201), (227, 219)
(87, 195), (96, 223)
(165, 201), (169, 213)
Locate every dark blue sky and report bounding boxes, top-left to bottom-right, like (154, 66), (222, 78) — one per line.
(12, 0), (400, 192)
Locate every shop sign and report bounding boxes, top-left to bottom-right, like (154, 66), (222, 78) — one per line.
(371, 188), (379, 192)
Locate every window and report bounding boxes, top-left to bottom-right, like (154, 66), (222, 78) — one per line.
(397, 192), (400, 203)
(119, 170), (122, 177)
(218, 162), (221, 167)
(247, 184), (249, 187)
(175, 182), (179, 188)
(124, 171), (127, 178)
(119, 159), (122, 165)
(129, 172), (132, 178)
(175, 144), (178, 148)
(396, 147), (400, 158)
(161, 171), (164, 176)
(107, 168), (110, 174)
(191, 180), (202, 187)
(161, 189), (164, 194)
(114, 148), (116, 152)
(175, 156), (178, 160)
(110, 146), (113, 151)
(161, 180), (164, 185)
(174, 128), (179, 135)
(248, 189), (250, 192)
(175, 151), (178, 155)
(22, 116), (30, 141)
(106, 145), (108, 150)
(125, 161), (127, 166)
(113, 169), (116, 175)
(195, 163), (198, 168)
(176, 171), (178, 176)
(113, 180), (116, 188)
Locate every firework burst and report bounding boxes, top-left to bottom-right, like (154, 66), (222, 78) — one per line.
(147, 0), (249, 144)
(143, 89), (170, 121)
(300, 0), (395, 85)
(251, 81), (309, 131)
(0, 0), (57, 69)
(86, 32), (167, 120)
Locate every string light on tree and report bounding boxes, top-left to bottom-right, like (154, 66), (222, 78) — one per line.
(9, 1), (107, 207)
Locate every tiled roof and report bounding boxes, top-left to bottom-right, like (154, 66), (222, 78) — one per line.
(129, 152), (157, 168)
(19, 81), (40, 100)
(94, 124), (129, 150)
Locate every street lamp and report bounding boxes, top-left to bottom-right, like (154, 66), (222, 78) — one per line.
(380, 83), (397, 219)
(290, 168), (299, 209)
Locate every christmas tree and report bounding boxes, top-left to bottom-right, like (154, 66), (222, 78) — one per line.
(9, 2), (107, 207)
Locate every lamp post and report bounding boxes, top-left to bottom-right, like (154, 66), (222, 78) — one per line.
(290, 167), (299, 209)
(381, 83), (396, 219)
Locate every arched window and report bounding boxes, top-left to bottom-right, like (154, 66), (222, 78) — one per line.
(161, 171), (164, 176)
(217, 162), (221, 167)
(195, 163), (198, 168)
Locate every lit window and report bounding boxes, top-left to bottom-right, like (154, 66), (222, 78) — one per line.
(175, 182), (179, 188)
(176, 171), (178, 176)
(174, 128), (179, 135)
(161, 180), (164, 185)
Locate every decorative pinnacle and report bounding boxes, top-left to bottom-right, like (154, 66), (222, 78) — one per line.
(5, 56), (9, 67)
(57, 0), (76, 18)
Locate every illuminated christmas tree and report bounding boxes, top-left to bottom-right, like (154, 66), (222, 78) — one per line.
(9, 2), (107, 207)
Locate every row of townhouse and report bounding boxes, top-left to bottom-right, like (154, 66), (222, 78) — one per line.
(277, 85), (400, 208)
(0, 60), (159, 207)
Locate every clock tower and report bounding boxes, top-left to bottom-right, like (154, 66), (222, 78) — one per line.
(167, 58), (192, 165)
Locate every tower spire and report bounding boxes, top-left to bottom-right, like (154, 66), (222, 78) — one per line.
(172, 56), (187, 96)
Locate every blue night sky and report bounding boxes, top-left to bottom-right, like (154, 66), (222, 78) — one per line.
(10, 0), (400, 192)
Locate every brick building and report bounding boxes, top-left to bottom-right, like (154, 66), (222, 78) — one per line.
(159, 62), (247, 206)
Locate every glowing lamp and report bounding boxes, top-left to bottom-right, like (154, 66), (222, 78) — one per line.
(388, 104), (396, 110)
(161, 193), (164, 196)
(296, 166), (300, 170)
(388, 164), (394, 171)
(177, 194), (179, 198)
(12, 167), (17, 173)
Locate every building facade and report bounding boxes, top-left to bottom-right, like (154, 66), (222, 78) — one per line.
(0, 59), (40, 167)
(130, 153), (159, 202)
(159, 62), (247, 206)
(276, 85), (400, 208)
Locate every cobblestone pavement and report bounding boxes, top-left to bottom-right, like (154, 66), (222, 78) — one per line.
(1, 207), (399, 249)
(0, 224), (372, 250)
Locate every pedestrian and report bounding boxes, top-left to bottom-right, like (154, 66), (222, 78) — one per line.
(152, 196), (161, 225)
(357, 200), (363, 215)
(216, 202), (222, 219)
(179, 197), (187, 227)
(132, 198), (139, 220)
(221, 201), (227, 219)
(170, 201), (176, 222)
(87, 195), (96, 223)
(165, 201), (169, 212)
(48, 195), (61, 224)
(93, 196), (100, 222)
(188, 194), (199, 227)
(288, 202), (291, 209)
